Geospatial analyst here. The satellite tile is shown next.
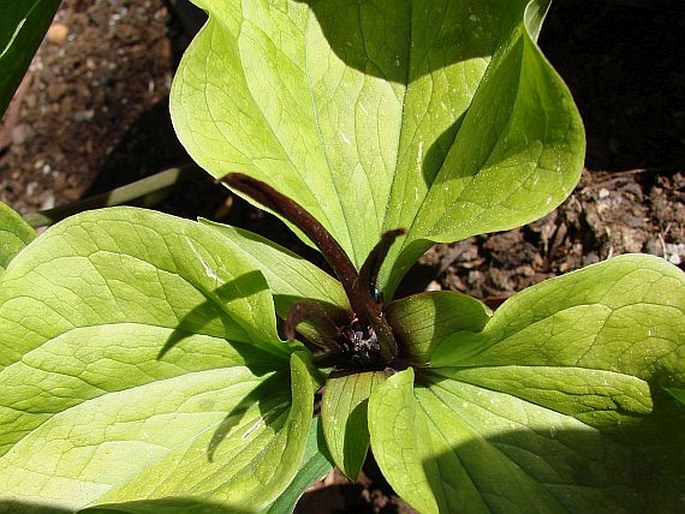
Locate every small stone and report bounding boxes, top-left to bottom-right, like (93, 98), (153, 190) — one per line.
(425, 280), (442, 292)
(40, 191), (55, 210)
(73, 109), (95, 122)
(582, 252), (600, 266)
(46, 23), (69, 45)
(665, 243), (684, 266)
(621, 228), (646, 253)
(668, 253), (682, 266)
(625, 214), (645, 228)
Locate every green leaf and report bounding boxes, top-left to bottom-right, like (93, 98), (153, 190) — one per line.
(370, 371), (684, 514)
(80, 360), (323, 514)
(0, 346), (313, 513)
(0, 208), (321, 511)
(0, 201), (35, 272)
(382, 0), (585, 293)
(370, 256), (685, 513)
(199, 219), (348, 316)
(0, 207), (290, 370)
(199, 219), (349, 347)
(385, 291), (490, 366)
(82, 498), (253, 514)
(321, 370), (389, 479)
(170, 0), (584, 295)
(0, 0), (61, 117)
(666, 387), (685, 406)
(262, 417), (333, 514)
(416, 373), (682, 513)
(432, 254), (685, 384)
(368, 368), (438, 514)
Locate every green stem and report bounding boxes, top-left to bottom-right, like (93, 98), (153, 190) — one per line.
(22, 165), (199, 228)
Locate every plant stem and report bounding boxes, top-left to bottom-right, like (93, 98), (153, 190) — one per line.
(224, 173), (400, 365)
(22, 165), (199, 228)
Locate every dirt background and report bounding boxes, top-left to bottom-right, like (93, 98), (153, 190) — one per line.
(0, 0), (683, 512)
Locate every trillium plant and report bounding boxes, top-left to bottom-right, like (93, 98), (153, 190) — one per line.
(1, 0), (684, 513)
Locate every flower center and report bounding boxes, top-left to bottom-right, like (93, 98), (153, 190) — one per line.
(337, 321), (382, 370)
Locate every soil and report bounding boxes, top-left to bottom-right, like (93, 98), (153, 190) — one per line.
(0, 0), (682, 512)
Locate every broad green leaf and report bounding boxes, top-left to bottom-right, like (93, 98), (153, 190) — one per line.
(370, 368), (684, 514)
(262, 418), (333, 514)
(0, 208), (324, 511)
(431, 254), (685, 485)
(0, 348), (311, 511)
(370, 256), (685, 513)
(0, 207), (290, 372)
(0, 0), (61, 117)
(416, 374), (683, 513)
(80, 361), (323, 514)
(0, 201), (35, 272)
(170, 0), (584, 295)
(95, 352), (314, 510)
(368, 369), (438, 514)
(321, 370), (389, 479)
(431, 254), (685, 385)
(385, 291), (490, 365)
(0, 344), (313, 513)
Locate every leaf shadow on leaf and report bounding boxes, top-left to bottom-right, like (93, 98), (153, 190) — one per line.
(420, 113), (466, 187)
(0, 497), (257, 514)
(604, 382), (685, 480)
(418, 380), (685, 513)
(291, 0), (499, 84)
(0, 502), (71, 514)
(205, 372), (289, 463)
(386, 290), (490, 365)
(82, 496), (256, 513)
(157, 270), (275, 363)
(413, 32), (533, 208)
(421, 426), (685, 513)
(325, 369), (377, 478)
(150, 270), (298, 464)
(382, 110), (469, 281)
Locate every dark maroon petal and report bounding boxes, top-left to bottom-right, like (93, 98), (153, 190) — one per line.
(284, 300), (341, 352)
(224, 173), (402, 366)
(356, 228), (406, 304)
(223, 173), (365, 312)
